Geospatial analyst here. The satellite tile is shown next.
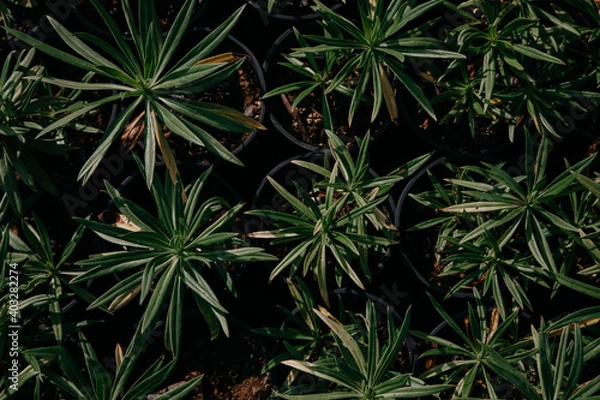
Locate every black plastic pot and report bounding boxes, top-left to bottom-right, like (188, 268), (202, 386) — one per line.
(263, 28), (391, 152)
(394, 155), (498, 299)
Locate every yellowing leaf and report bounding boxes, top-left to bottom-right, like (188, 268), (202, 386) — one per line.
(195, 52), (245, 65)
(108, 284), (142, 312)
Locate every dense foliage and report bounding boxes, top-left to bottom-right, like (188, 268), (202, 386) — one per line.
(1, 0), (599, 398)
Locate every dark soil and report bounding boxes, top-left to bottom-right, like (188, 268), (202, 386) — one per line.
(173, 327), (272, 400)
(418, 116), (514, 154)
(278, 89), (389, 149)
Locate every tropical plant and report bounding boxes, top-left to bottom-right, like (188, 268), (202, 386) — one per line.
(274, 300), (452, 399)
(292, 129), (432, 232)
(432, 0), (600, 142)
(246, 130), (414, 305)
(69, 162), (276, 355)
(428, 60), (505, 140)
(291, 0), (464, 126)
(495, 58), (600, 140)
(5, 214), (98, 344)
(408, 158), (550, 315)
(410, 132), (600, 303)
(0, 48), (71, 216)
(449, 1), (565, 104)
(487, 306), (600, 400)
(0, 218), (101, 397)
(411, 289), (535, 399)
(18, 325), (202, 400)
(5, 0), (265, 188)
(247, 170), (394, 306)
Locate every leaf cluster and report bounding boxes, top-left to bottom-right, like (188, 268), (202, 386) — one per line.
(275, 300), (452, 399)
(434, 0), (600, 140)
(412, 289), (600, 399)
(5, 0), (264, 187)
(71, 162), (276, 354)
(272, 0), (463, 128)
(0, 48), (71, 216)
(410, 132), (600, 314)
(247, 130), (429, 305)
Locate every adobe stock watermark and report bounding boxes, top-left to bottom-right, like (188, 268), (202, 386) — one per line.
(8, 0), (85, 51)
(6, 263), (20, 393)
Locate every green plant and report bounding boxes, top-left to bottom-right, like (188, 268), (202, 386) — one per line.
(0, 1), (13, 27)
(495, 58), (600, 140)
(407, 160), (544, 315)
(571, 171), (600, 279)
(6, 215), (98, 344)
(274, 300), (452, 399)
(450, 1), (565, 104)
(69, 162), (276, 354)
(247, 172), (394, 306)
(262, 27), (355, 134)
(293, 129), (432, 232)
(486, 306), (600, 400)
(20, 326), (201, 400)
(432, 0), (600, 141)
(411, 289), (535, 399)
(0, 48), (71, 216)
(552, 0), (600, 88)
(411, 132), (600, 304)
(5, 0), (264, 187)
(428, 61), (505, 139)
(291, 0), (463, 126)
(1, 219), (101, 397)
(246, 130), (419, 305)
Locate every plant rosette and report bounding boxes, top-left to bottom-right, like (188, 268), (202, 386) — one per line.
(262, 28), (392, 152)
(410, 289), (536, 399)
(270, 297), (451, 399)
(245, 150), (398, 303)
(128, 27), (266, 167)
(69, 160), (276, 356)
(246, 130), (432, 306)
(7, 0), (266, 190)
(407, 0), (600, 156)
(396, 136), (600, 315)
